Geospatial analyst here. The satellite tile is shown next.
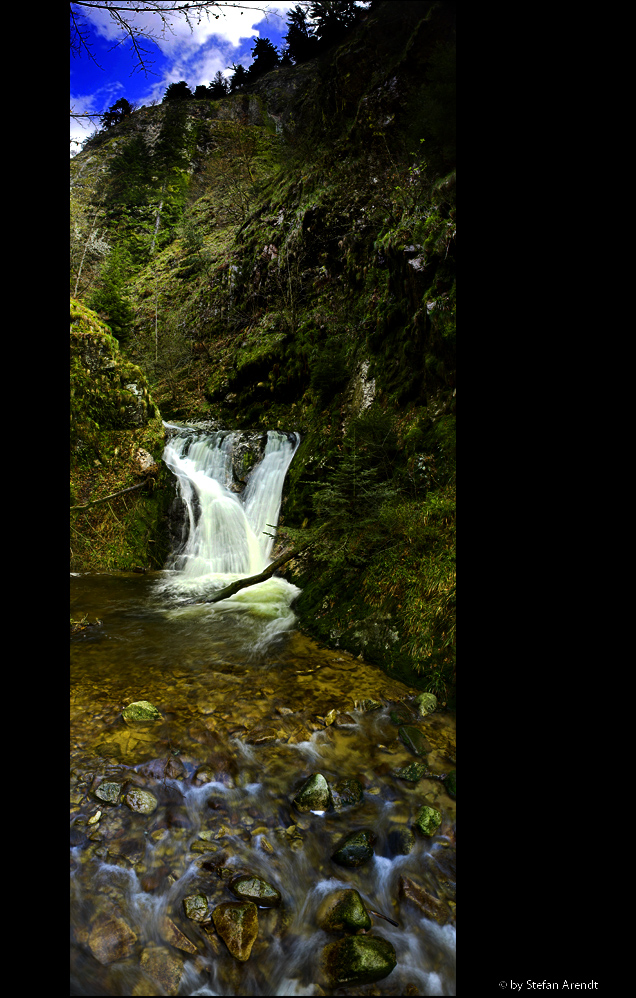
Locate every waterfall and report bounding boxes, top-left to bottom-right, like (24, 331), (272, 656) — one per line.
(161, 425), (300, 602)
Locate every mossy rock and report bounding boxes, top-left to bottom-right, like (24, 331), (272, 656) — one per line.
(444, 770), (456, 799)
(394, 761), (428, 783)
(413, 805), (442, 837)
(316, 889), (371, 933)
(292, 772), (332, 813)
(398, 725), (429, 757)
(93, 781), (124, 805)
(124, 788), (158, 814)
(122, 701), (163, 728)
(413, 692), (437, 716)
(212, 901), (258, 962)
(321, 934), (397, 988)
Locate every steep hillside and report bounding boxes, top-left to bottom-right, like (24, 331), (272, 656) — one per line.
(70, 0), (456, 702)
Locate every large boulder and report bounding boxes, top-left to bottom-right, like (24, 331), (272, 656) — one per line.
(321, 934), (397, 988)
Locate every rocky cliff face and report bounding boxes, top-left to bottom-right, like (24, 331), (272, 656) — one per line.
(70, 0), (456, 701)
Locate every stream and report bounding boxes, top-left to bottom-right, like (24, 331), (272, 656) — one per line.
(70, 426), (456, 996)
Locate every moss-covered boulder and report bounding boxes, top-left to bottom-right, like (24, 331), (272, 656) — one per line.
(212, 901), (259, 961)
(316, 889), (372, 933)
(122, 700), (163, 728)
(321, 934), (397, 988)
(394, 761), (429, 783)
(229, 874), (281, 908)
(413, 805), (442, 837)
(332, 829), (375, 868)
(292, 772), (332, 813)
(413, 693), (437, 716)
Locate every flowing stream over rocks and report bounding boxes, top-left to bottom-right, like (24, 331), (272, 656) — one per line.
(70, 425), (456, 996)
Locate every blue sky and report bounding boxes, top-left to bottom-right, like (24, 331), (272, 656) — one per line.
(70, 2), (302, 155)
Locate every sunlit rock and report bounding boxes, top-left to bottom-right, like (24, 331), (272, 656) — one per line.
(413, 804), (442, 837)
(212, 900), (259, 961)
(124, 788), (158, 814)
(331, 828), (375, 867)
(229, 874), (282, 908)
(316, 888), (371, 933)
(321, 934), (397, 988)
(292, 772), (332, 812)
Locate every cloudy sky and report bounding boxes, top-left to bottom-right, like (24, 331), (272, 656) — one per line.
(70, 1), (303, 155)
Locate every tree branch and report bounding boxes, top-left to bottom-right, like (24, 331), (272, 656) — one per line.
(70, 481), (147, 511)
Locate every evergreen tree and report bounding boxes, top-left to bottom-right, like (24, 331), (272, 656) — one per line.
(228, 63), (248, 93)
(309, 1), (365, 51)
(282, 5), (319, 64)
(207, 70), (229, 97)
(163, 80), (194, 102)
(246, 36), (280, 81)
(86, 245), (135, 342)
(99, 97), (134, 130)
(193, 84), (209, 99)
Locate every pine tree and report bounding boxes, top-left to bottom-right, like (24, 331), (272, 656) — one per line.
(309, 1), (365, 52)
(246, 37), (280, 81)
(228, 63), (247, 93)
(163, 80), (194, 102)
(99, 97), (134, 130)
(207, 70), (229, 98)
(282, 5), (318, 64)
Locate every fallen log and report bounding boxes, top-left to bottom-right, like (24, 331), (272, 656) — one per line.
(70, 481), (147, 511)
(203, 541), (309, 603)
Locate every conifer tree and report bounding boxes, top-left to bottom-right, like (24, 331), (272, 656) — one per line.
(207, 70), (229, 97)
(99, 97), (134, 129)
(282, 5), (318, 64)
(163, 80), (194, 102)
(246, 36), (280, 81)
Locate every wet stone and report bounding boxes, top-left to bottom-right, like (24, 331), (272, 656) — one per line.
(292, 772), (332, 813)
(212, 900), (259, 961)
(332, 829), (375, 868)
(388, 826), (415, 856)
(124, 788), (158, 814)
(317, 889), (372, 933)
(413, 805), (442, 837)
(398, 725), (429, 757)
(229, 874), (282, 908)
(331, 778), (364, 811)
(87, 910), (137, 965)
(398, 876), (451, 924)
(139, 944), (184, 996)
(159, 916), (198, 954)
(321, 934), (397, 988)
(444, 770), (456, 799)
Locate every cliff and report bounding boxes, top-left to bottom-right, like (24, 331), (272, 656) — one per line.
(69, 0), (456, 701)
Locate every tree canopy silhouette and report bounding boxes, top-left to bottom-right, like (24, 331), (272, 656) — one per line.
(282, 5), (318, 64)
(163, 80), (194, 102)
(99, 97), (135, 129)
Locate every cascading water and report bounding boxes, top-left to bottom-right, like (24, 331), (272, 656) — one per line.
(70, 423), (456, 996)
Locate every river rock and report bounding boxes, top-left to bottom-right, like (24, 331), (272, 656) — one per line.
(388, 826), (415, 856)
(122, 701), (163, 728)
(331, 778), (364, 811)
(444, 770), (456, 798)
(413, 692), (437, 716)
(93, 781), (124, 804)
(398, 876), (451, 924)
(159, 916), (198, 954)
(321, 934), (397, 988)
(124, 788), (158, 814)
(394, 761), (428, 782)
(88, 910), (137, 965)
(212, 901), (259, 961)
(316, 889), (371, 933)
(229, 874), (282, 908)
(332, 828), (375, 867)
(398, 725), (429, 756)
(292, 773), (332, 812)
(183, 894), (209, 921)
(413, 805), (442, 837)
(139, 944), (184, 995)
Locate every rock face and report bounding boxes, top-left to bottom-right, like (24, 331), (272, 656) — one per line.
(321, 934), (397, 988)
(292, 773), (332, 812)
(229, 874), (282, 908)
(316, 889), (372, 933)
(212, 901), (259, 961)
(332, 829), (375, 867)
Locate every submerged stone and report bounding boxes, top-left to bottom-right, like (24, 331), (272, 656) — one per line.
(316, 889), (372, 933)
(394, 761), (428, 783)
(122, 701), (163, 727)
(88, 911), (137, 965)
(331, 778), (364, 811)
(444, 770), (456, 799)
(183, 894), (209, 921)
(332, 829), (375, 867)
(292, 772), (332, 812)
(139, 943), (184, 995)
(124, 788), (158, 814)
(229, 874), (282, 908)
(212, 901), (258, 961)
(413, 692), (437, 716)
(321, 934), (397, 987)
(398, 725), (429, 757)
(398, 876), (451, 924)
(413, 805), (442, 837)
